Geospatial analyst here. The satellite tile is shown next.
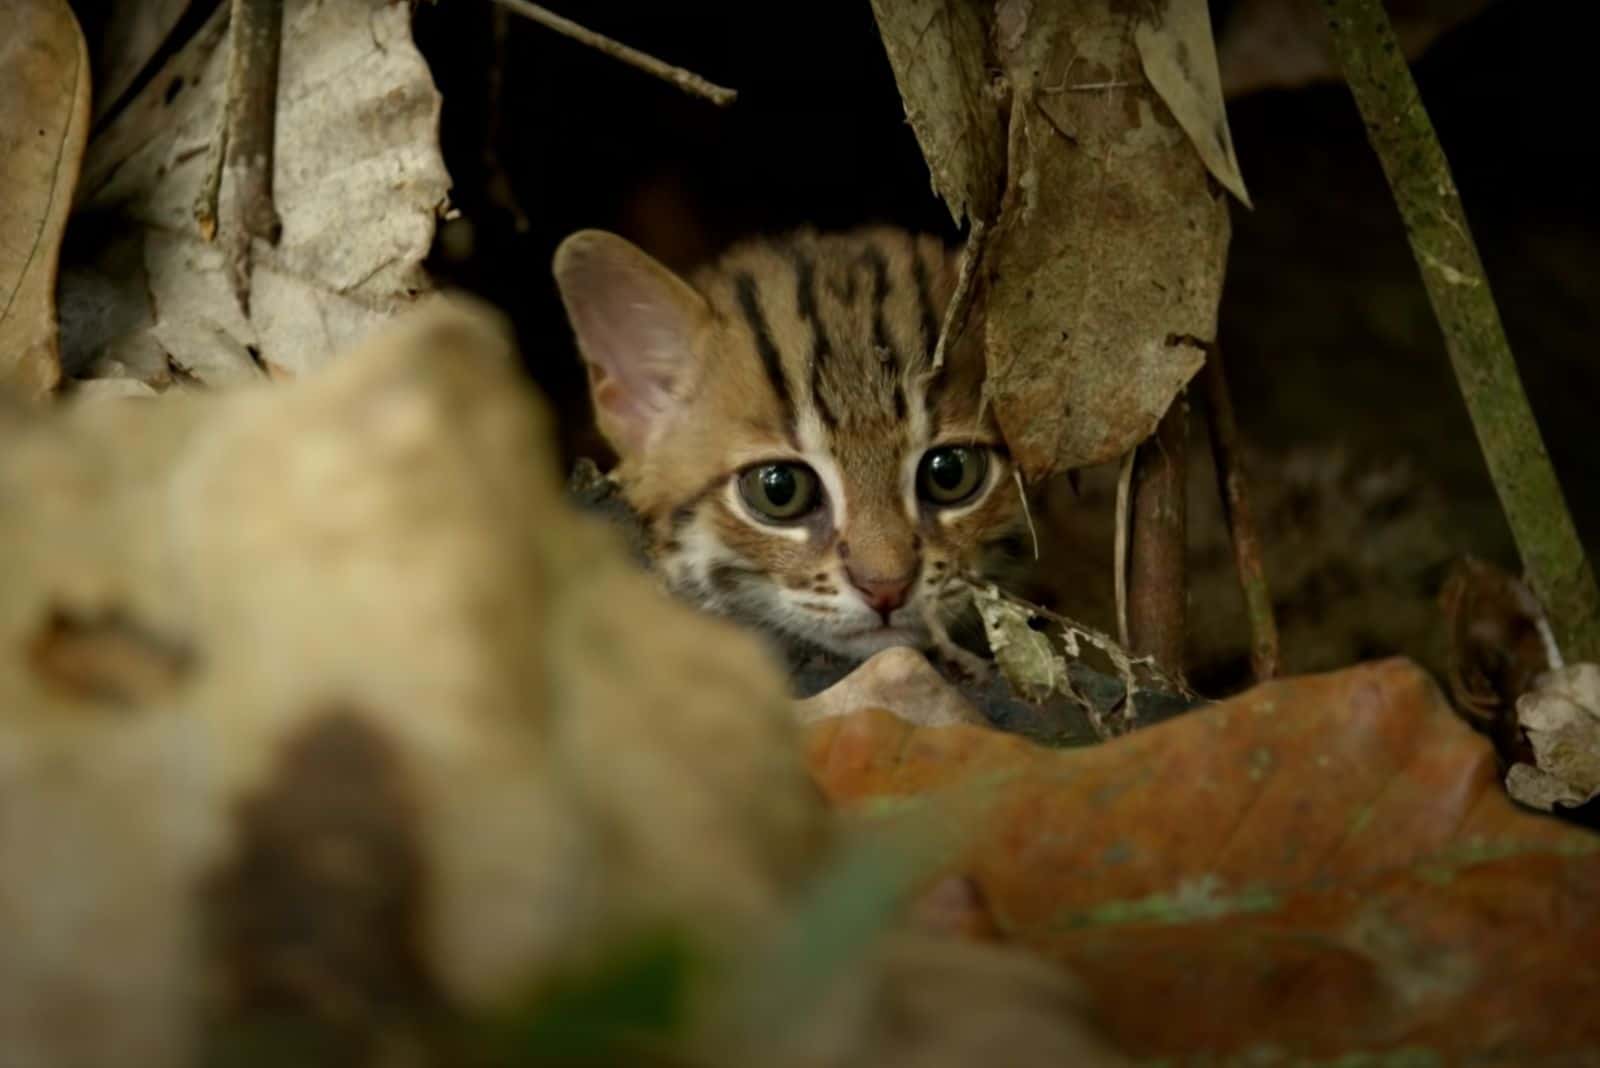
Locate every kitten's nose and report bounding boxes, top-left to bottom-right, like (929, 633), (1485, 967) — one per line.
(848, 570), (914, 620)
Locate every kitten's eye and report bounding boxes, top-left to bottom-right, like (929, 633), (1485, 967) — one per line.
(738, 463), (820, 521)
(917, 446), (988, 505)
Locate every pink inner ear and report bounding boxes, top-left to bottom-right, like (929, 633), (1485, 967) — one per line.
(556, 233), (707, 454)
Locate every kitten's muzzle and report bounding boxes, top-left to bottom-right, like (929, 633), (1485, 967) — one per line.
(847, 566), (918, 622)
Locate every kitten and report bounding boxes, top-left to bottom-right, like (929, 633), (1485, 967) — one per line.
(552, 226), (1028, 661)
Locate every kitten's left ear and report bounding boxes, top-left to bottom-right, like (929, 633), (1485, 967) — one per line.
(552, 230), (711, 458)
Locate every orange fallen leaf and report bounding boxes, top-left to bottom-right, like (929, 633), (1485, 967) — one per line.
(806, 659), (1600, 1059)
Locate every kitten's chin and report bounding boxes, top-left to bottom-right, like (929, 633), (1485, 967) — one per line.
(818, 623), (928, 660)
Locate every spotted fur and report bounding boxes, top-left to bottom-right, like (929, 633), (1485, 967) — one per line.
(554, 226), (1028, 659)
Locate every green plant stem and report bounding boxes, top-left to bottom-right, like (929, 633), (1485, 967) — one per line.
(1321, 0), (1600, 663)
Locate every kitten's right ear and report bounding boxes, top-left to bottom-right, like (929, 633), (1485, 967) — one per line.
(553, 230), (711, 458)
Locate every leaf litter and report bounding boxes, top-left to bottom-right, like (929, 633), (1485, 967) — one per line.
(62, 0), (450, 390)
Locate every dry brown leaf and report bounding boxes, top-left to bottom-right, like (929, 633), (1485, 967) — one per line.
(984, 0), (1231, 478)
(867, 0), (1005, 227)
(68, 0), (450, 388)
(807, 658), (1600, 1059)
(0, 0), (90, 401)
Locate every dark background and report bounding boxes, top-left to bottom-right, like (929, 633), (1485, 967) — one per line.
(413, 0), (1597, 689)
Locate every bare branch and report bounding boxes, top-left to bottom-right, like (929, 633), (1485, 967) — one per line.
(491, 0), (737, 107)
(220, 0), (285, 313)
(1127, 398), (1188, 681)
(1202, 345), (1278, 681)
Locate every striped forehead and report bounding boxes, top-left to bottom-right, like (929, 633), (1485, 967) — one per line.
(697, 230), (949, 454)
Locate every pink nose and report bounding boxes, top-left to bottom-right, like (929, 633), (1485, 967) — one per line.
(848, 572), (914, 619)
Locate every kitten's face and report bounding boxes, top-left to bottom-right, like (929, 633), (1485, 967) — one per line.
(554, 227), (1025, 659)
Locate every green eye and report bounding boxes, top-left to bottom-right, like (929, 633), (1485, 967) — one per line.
(917, 446), (988, 505)
(738, 463), (820, 521)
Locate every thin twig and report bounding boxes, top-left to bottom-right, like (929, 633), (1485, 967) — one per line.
(193, 116), (227, 242)
(1322, 0), (1600, 663)
(1114, 447), (1136, 649)
(490, 0), (738, 107)
(1201, 345), (1279, 681)
(1011, 468), (1039, 561)
(222, 0), (285, 314)
(1041, 79), (1139, 93)
(1127, 398), (1188, 679)
(931, 216), (988, 371)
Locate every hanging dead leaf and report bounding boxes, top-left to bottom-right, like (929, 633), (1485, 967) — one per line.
(806, 659), (1600, 1059)
(867, 0), (1005, 226)
(0, 0), (90, 401)
(66, 0), (450, 388)
(1134, 0), (1251, 206)
(984, 0), (1232, 479)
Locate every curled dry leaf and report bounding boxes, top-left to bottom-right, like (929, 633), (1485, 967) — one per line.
(67, 0), (450, 388)
(1439, 555), (1548, 765)
(985, 0), (1233, 478)
(806, 658), (1600, 1059)
(1134, 0), (1251, 206)
(0, 0), (90, 401)
(1507, 663), (1600, 812)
